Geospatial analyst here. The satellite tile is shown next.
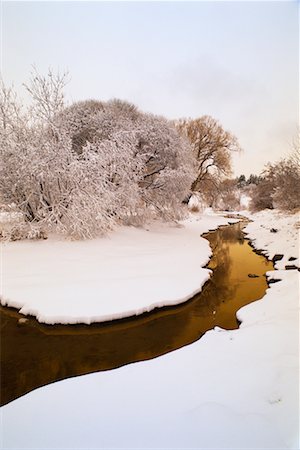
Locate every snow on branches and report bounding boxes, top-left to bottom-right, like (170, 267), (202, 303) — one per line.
(0, 71), (196, 239)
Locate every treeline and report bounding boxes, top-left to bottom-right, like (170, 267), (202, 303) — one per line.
(1, 69), (297, 240)
(236, 174), (261, 187)
(0, 69), (238, 239)
(210, 152), (300, 213)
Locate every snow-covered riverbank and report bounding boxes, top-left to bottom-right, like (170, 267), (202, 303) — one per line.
(0, 212), (236, 324)
(1, 210), (299, 449)
(244, 209), (299, 269)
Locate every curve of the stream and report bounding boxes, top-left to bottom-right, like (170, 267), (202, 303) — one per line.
(0, 221), (274, 406)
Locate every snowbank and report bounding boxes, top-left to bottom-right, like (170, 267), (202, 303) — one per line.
(1, 213), (235, 324)
(243, 210), (299, 269)
(1, 210), (298, 449)
(2, 272), (298, 449)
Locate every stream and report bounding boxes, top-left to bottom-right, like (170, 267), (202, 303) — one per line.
(0, 221), (274, 406)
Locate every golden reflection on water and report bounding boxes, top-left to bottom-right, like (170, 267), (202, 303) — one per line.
(0, 221), (274, 406)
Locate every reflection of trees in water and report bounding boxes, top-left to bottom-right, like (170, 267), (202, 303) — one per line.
(196, 227), (237, 312)
(1, 221), (270, 406)
(203, 221), (246, 246)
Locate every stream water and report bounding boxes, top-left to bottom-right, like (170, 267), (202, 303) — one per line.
(0, 221), (274, 406)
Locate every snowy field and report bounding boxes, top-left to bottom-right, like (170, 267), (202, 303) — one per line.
(1, 209), (299, 449)
(1, 212), (236, 324)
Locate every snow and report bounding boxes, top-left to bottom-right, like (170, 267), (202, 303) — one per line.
(0, 211), (22, 224)
(240, 193), (251, 209)
(188, 192), (205, 211)
(1, 209), (299, 449)
(1, 213), (236, 324)
(243, 209), (299, 269)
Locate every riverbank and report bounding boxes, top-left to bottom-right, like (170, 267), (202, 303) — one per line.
(1, 209), (299, 449)
(1, 212), (237, 324)
(1, 221), (274, 406)
(243, 209), (299, 269)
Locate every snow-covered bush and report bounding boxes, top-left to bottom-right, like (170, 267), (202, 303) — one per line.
(250, 151), (300, 213)
(249, 179), (274, 212)
(0, 71), (196, 239)
(188, 193), (205, 213)
(271, 152), (300, 211)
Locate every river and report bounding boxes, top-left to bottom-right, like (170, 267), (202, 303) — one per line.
(0, 221), (274, 406)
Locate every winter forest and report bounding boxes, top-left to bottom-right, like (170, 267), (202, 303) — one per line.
(1, 69), (299, 241)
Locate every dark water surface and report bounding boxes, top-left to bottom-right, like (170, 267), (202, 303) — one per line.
(0, 221), (274, 406)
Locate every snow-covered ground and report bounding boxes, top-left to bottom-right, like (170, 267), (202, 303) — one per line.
(1, 209), (299, 449)
(243, 209), (299, 270)
(0, 212), (236, 325)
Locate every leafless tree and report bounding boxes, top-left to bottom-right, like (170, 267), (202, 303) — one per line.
(176, 115), (241, 195)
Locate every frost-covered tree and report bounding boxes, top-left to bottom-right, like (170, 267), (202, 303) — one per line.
(217, 179), (241, 211)
(0, 80), (36, 222)
(24, 67), (69, 128)
(133, 113), (196, 219)
(250, 150), (300, 212)
(0, 71), (196, 240)
(271, 151), (300, 211)
(56, 98), (196, 222)
(249, 177), (274, 212)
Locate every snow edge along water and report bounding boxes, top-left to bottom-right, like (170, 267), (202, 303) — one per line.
(1, 212), (239, 325)
(1, 209), (299, 450)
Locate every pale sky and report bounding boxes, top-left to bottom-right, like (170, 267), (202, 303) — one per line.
(1, 1), (298, 176)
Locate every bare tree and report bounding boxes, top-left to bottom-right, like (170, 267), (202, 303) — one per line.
(176, 115), (241, 194)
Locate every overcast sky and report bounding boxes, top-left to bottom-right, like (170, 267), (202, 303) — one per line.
(1, 1), (298, 176)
